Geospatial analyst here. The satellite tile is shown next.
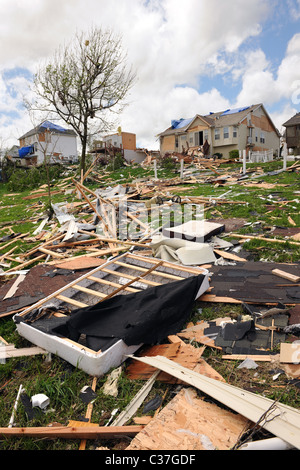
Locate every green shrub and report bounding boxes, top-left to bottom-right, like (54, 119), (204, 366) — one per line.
(229, 149), (240, 159)
(106, 152), (126, 171)
(7, 165), (61, 191)
(158, 153), (178, 170)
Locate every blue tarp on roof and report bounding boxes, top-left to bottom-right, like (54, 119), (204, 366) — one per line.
(171, 117), (193, 129)
(40, 121), (67, 132)
(18, 146), (34, 158)
(221, 106), (250, 116)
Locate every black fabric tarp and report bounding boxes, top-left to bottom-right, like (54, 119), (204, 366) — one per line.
(29, 274), (205, 351)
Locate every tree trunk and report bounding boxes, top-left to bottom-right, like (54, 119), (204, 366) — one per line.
(81, 137), (87, 176)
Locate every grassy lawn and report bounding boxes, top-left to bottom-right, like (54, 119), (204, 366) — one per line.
(0, 158), (299, 450)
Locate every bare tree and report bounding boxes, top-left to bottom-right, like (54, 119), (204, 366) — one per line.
(29, 27), (135, 174)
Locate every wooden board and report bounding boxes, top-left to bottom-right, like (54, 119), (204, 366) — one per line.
(127, 388), (249, 450)
(126, 341), (224, 383)
(272, 269), (300, 283)
(0, 425), (143, 440)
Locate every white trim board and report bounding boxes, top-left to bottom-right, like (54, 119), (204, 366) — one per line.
(129, 355), (300, 450)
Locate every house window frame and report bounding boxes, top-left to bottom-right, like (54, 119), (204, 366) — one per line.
(233, 126), (238, 138)
(260, 132), (265, 144)
(223, 127), (229, 139)
(214, 128), (220, 140)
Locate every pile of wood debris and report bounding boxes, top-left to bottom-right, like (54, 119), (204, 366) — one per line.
(0, 157), (300, 452)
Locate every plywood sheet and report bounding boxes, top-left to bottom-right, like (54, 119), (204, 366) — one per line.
(126, 342), (224, 383)
(127, 388), (249, 450)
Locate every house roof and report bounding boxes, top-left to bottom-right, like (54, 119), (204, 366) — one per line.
(283, 113), (300, 127)
(19, 121), (77, 140)
(158, 103), (281, 138)
(158, 114), (215, 137)
(205, 104), (258, 128)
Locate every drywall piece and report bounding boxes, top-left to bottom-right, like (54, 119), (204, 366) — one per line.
(102, 366), (122, 397)
(280, 342), (300, 364)
(150, 233), (217, 265)
(162, 220), (224, 243)
(14, 253), (209, 377)
(129, 355), (300, 450)
(126, 388), (249, 450)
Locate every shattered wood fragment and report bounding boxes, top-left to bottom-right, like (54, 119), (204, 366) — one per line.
(126, 388), (249, 451)
(126, 341), (223, 383)
(213, 249), (247, 262)
(129, 355), (300, 450)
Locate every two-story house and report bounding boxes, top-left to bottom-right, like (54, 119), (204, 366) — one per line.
(158, 104), (281, 159)
(283, 113), (300, 155)
(17, 121), (78, 166)
(91, 131), (149, 164)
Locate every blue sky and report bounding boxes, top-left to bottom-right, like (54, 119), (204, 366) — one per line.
(0, 0), (299, 150)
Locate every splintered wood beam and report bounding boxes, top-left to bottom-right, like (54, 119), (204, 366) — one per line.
(0, 425), (144, 440)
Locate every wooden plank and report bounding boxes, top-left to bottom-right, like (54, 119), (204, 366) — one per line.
(272, 269), (300, 283)
(0, 425), (144, 440)
(213, 249), (247, 262)
(230, 233), (300, 247)
(114, 261), (184, 281)
(222, 354), (274, 361)
(0, 346), (47, 360)
(72, 284), (107, 299)
(56, 295), (89, 308)
(87, 275), (139, 293)
(79, 376), (98, 450)
(101, 268), (160, 286)
(4, 254), (47, 273)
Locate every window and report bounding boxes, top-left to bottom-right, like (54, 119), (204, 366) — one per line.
(233, 126), (238, 138)
(223, 127), (229, 139)
(260, 132), (265, 144)
(175, 136), (179, 148)
(214, 128), (220, 140)
(204, 130), (209, 142)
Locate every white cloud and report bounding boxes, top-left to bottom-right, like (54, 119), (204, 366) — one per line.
(234, 33), (300, 111)
(0, 0), (297, 151)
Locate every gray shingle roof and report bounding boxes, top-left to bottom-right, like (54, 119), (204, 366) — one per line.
(283, 113), (300, 127)
(19, 121), (77, 140)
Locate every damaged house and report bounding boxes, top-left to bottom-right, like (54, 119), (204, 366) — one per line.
(158, 103), (281, 159)
(91, 131), (150, 164)
(16, 121), (78, 166)
(283, 112), (300, 155)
